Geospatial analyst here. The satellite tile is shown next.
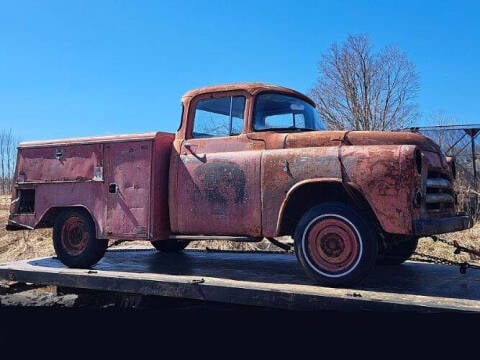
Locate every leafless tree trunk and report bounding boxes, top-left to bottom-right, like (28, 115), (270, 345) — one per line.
(311, 34), (419, 131)
(0, 129), (18, 195)
(0, 131), (4, 194)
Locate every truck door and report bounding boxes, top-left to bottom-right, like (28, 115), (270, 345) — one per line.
(174, 94), (264, 236)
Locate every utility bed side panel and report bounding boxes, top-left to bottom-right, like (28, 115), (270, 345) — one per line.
(9, 132), (174, 241)
(151, 132), (175, 241)
(10, 182), (106, 235)
(16, 144), (102, 183)
(10, 142), (107, 234)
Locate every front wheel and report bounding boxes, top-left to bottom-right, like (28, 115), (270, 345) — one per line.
(53, 209), (107, 268)
(294, 202), (378, 287)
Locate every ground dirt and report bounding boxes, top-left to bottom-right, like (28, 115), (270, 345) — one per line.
(1, 194), (479, 309)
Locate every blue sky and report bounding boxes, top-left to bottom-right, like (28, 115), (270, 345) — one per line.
(0, 0), (479, 142)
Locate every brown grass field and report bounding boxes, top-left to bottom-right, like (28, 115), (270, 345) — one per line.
(1, 194), (479, 265)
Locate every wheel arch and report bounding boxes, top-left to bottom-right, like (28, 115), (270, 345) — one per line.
(37, 205), (101, 237)
(276, 178), (383, 236)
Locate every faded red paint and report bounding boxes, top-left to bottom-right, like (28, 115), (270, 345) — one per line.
(284, 130), (442, 152)
(16, 143), (102, 183)
(61, 216), (89, 256)
(261, 146), (342, 236)
(151, 133), (175, 241)
(104, 140), (152, 238)
(9, 132), (173, 241)
(172, 134), (262, 236)
(307, 218), (360, 273)
(340, 145), (418, 233)
(7, 82), (470, 255)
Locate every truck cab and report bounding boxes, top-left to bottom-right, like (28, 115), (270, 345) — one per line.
(6, 83), (473, 287)
(170, 83), (325, 237)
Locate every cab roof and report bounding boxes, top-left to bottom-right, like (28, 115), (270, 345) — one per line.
(181, 82), (315, 107)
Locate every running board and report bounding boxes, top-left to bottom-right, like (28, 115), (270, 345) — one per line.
(170, 235), (263, 242)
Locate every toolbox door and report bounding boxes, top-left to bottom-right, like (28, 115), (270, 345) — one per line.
(104, 140), (152, 239)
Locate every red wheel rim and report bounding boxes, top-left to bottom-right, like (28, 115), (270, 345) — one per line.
(306, 217), (360, 274)
(61, 216), (89, 256)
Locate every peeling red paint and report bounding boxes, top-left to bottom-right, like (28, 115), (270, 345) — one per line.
(7, 83), (469, 252)
(9, 132), (174, 241)
(173, 134), (262, 236)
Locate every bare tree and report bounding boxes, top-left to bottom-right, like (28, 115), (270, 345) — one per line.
(0, 129), (18, 195)
(311, 34), (419, 131)
(0, 131), (5, 194)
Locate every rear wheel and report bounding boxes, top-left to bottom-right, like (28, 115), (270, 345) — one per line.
(377, 236), (418, 265)
(53, 209), (107, 268)
(151, 239), (190, 252)
(294, 202), (378, 287)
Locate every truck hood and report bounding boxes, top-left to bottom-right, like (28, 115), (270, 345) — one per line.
(284, 130), (441, 153)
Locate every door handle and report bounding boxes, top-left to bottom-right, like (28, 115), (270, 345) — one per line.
(183, 143), (206, 162)
(109, 183), (119, 194)
(184, 142), (197, 153)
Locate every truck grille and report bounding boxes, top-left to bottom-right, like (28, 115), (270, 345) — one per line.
(425, 171), (454, 216)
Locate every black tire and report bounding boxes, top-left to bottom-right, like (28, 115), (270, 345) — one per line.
(53, 209), (107, 268)
(294, 202), (378, 287)
(151, 239), (190, 252)
(377, 236), (418, 265)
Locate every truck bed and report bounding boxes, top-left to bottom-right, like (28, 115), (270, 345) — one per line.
(9, 132), (174, 240)
(1, 248), (480, 312)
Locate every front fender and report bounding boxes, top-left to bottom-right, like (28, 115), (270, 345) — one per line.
(340, 145), (418, 234)
(275, 178), (375, 235)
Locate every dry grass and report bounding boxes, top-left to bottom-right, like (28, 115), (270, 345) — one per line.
(107, 238), (288, 252)
(0, 195), (10, 211)
(415, 226), (480, 264)
(1, 194), (480, 265)
(0, 200), (54, 263)
(187, 238), (289, 252)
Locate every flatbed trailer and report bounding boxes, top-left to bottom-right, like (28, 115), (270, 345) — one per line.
(1, 248), (480, 312)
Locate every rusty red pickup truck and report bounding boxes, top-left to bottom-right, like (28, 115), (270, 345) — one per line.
(5, 83), (473, 286)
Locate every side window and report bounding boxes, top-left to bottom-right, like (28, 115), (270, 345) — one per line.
(192, 96), (245, 138)
(253, 93), (326, 131)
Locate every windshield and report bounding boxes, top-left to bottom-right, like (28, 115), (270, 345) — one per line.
(253, 93), (326, 131)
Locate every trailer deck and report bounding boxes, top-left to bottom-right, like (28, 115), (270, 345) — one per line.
(1, 248), (480, 312)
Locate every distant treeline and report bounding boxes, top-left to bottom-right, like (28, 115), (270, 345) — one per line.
(0, 129), (17, 195)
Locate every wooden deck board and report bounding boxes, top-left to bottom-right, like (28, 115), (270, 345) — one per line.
(1, 248), (480, 312)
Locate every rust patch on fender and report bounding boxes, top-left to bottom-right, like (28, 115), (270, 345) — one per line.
(341, 145), (419, 233)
